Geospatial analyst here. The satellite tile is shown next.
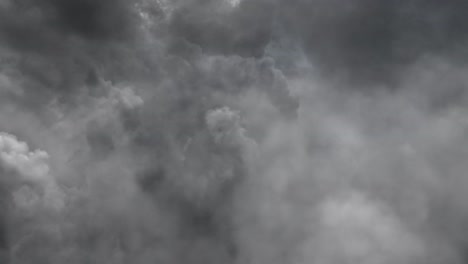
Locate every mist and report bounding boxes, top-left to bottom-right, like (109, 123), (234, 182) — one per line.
(0, 0), (468, 263)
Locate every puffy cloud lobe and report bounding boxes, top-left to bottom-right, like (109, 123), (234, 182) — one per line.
(206, 106), (246, 147)
(0, 132), (50, 184)
(109, 86), (144, 110)
(158, 106), (252, 208)
(0, 132), (64, 210)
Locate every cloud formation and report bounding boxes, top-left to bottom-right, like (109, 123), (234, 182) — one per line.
(0, 1), (468, 264)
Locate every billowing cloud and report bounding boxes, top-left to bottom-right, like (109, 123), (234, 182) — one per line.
(308, 192), (424, 264)
(0, 132), (50, 184)
(0, 132), (65, 211)
(0, 1), (468, 264)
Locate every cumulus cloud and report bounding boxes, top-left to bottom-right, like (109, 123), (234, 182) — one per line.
(0, 132), (50, 184)
(206, 106), (246, 146)
(0, 132), (65, 211)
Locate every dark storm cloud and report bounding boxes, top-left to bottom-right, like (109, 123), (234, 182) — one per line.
(2, 0), (468, 263)
(49, 0), (135, 40)
(167, 0), (468, 87)
(2, 0), (468, 89)
(0, 0), (163, 120)
(0, 0), (135, 53)
(278, 0), (468, 85)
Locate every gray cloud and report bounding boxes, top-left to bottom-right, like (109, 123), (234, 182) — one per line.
(277, 0), (468, 86)
(0, 0), (468, 264)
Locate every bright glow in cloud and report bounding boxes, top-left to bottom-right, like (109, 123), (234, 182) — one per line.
(226, 0), (242, 7)
(109, 86), (144, 109)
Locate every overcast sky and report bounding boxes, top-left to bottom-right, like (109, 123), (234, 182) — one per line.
(0, 0), (468, 263)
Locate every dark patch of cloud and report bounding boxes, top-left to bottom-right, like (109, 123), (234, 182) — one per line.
(279, 0), (468, 86)
(49, 0), (135, 40)
(0, 0), (144, 110)
(0, 0), (136, 53)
